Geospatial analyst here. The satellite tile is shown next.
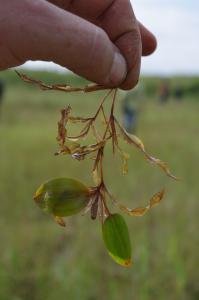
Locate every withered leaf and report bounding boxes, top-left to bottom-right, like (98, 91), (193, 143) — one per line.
(115, 118), (177, 180)
(55, 141), (81, 156)
(16, 71), (109, 93)
(112, 189), (165, 217)
(58, 140), (106, 161)
(148, 188), (165, 208)
(116, 147), (130, 175)
(122, 152), (129, 175)
(57, 106), (71, 146)
(115, 118), (145, 151)
(147, 157), (179, 180)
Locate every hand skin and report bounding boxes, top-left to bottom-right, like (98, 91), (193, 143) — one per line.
(0, 0), (157, 90)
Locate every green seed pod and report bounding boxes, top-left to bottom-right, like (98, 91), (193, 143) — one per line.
(34, 178), (90, 217)
(102, 213), (132, 267)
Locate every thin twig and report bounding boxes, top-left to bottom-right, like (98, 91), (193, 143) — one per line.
(16, 71), (110, 93)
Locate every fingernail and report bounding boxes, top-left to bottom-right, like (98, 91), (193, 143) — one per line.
(105, 52), (127, 87)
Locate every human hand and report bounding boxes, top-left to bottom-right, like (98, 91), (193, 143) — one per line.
(0, 0), (156, 89)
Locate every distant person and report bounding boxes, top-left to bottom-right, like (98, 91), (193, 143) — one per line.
(122, 85), (143, 133)
(0, 1), (157, 90)
(159, 80), (170, 104)
(174, 86), (184, 102)
(123, 92), (137, 133)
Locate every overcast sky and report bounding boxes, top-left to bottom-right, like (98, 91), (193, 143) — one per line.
(133, 0), (199, 75)
(23, 0), (199, 75)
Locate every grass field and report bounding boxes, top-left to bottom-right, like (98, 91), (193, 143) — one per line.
(0, 71), (199, 300)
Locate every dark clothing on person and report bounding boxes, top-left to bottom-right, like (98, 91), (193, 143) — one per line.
(123, 103), (137, 133)
(122, 89), (140, 134)
(174, 87), (183, 101)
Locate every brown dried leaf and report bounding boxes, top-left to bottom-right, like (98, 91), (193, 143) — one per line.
(83, 141), (105, 153)
(111, 189), (165, 217)
(57, 106), (71, 146)
(115, 145), (130, 175)
(16, 71), (109, 93)
(115, 118), (145, 152)
(122, 206), (148, 217)
(129, 135), (145, 152)
(122, 152), (130, 175)
(147, 157), (179, 180)
(115, 118), (177, 180)
(149, 188), (165, 208)
(55, 141), (80, 156)
(58, 140), (106, 160)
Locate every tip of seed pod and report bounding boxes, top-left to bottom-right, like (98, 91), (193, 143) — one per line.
(54, 216), (66, 227)
(33, 184), (44, 203)
(123, 259), (132, 268)
(33, 194), (40, 203)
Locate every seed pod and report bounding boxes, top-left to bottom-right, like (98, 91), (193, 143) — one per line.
(90, 194), (99, 220)
(102, 213), (132, 267)
(34, 178), (90, 217)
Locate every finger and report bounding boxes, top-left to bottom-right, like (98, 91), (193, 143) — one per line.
(48, 0), (145, 89)
(96, 0), (142, 89)
(0, 0), (127, 87)
(138, 22), (157, 56)
(48, 0), (157, 57)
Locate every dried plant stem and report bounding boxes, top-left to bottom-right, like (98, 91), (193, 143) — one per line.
(93, 89), (113, 119)
(16, 71), (110, 93)
(17, 70), (177, 223)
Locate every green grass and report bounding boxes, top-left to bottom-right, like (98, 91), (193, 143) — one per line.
(0, 71), (199, 300)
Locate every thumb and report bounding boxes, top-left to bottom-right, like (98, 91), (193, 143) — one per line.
(0, 0), (127, 87)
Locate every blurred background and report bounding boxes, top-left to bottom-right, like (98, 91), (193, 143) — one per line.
(0, 1), (199, 300)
